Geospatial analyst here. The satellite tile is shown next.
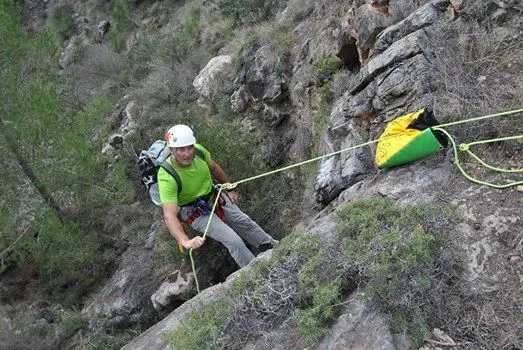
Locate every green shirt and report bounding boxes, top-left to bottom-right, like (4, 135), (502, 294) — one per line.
(158, 144), (212, 206)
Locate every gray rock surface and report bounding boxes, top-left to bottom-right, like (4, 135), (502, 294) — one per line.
(317, 292), (398, 350)
(193, 55), (234, 103)
(82, 244), (156, 329)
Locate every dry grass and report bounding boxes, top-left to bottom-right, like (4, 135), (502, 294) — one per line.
(75, 44), (123, 105)
(430, 20), (522, 139)
(428, 18), (523, 187)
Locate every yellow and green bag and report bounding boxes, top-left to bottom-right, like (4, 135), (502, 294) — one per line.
(375, 108), (447, 168)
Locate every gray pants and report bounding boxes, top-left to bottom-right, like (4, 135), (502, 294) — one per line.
(179, 194), (275, 267)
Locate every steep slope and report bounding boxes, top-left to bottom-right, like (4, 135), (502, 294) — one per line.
(1, 0), (521, 349)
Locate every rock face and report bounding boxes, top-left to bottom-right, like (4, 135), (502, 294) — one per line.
(9, 0), (508, 347)
(317, 293), (397, 350)
(120, 0), (521, 347)
(82, 244), (157, 329)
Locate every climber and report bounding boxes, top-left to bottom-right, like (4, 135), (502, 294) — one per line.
(158, 124), (278, 268)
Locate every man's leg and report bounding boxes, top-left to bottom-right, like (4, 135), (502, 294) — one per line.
(220, 194), (278, 248)
(190, 212), (255, 268)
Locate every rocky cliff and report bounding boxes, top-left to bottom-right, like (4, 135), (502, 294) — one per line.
(2, 0), (521, 349)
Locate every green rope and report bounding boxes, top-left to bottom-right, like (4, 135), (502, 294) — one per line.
(460, 135), (523, 173)
(433, 127), (523, 189)
(190, 184), (227, 293)
(436, 108), (523, 128)
(189, 107), (523, 293)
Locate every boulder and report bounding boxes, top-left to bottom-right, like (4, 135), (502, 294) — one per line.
(353, 3), (395, 61)
(374, 0), (450, 53)
(150, 271), (194, 312)
(193, 55), (234, 103)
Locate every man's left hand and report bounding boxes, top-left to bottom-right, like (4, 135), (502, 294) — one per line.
(228, 190), (240, 204)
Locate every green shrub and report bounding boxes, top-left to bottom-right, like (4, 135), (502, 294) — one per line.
(60, 311), (87, 337)
(107, 0), (132, 52)
(89, 331), (135, 350)
(218, 0), (284, 26)
(294, 281), (341, 345)
(312, 81), (334, 153)
(168, 197), (457, 348)
(312, 55), (342, 83)
(169, 232), (342, 348)
(0, 3), (130, 302)
(336, 198), (457, 346)
(51, 4), (75, 41)
(169, 298), (231, 349)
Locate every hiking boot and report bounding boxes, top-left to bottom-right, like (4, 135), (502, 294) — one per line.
(258, 239), (278, 252)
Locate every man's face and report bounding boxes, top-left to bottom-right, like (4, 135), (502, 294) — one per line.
(171, 145), (196, 167)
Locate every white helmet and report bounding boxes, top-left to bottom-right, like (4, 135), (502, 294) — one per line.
(165, 124), (196, 148)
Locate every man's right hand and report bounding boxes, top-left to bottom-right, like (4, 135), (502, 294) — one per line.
(183, 236), (206, 249)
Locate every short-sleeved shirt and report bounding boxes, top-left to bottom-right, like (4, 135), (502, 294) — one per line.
(157, 144), (213, 206)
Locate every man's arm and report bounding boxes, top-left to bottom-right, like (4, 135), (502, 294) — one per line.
(162, 202), (205, 249)
(209, 160), (240, 203)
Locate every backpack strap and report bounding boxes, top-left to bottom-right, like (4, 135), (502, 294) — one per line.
(159, 149), (207, 194)
(159, 161), (183, 193)
(194, 148), (204, 160)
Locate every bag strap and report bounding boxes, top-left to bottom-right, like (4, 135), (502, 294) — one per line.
(159, 148), (207, 194)
(194, 148), (204, 160)
(159, 161), (182, 193)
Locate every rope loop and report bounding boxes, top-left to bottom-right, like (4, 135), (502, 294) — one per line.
(459, 143), (469, 151)
(220, 182), (238, 190)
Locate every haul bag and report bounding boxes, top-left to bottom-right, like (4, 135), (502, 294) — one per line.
(375, 108), (446, 168)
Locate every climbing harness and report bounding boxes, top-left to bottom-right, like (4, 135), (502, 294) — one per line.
(189, 107), (522, 293)
(183, 195), (226, 225)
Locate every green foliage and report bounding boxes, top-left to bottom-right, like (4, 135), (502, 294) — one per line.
(312, 55), (343, 82)
(89, 330), (135, 350)
(51, 4), (75, 41)
(60, 311), (87, 337)
(169, 233), (341, 348)
(120, 24), (202, 86)
(0, 3), (131, 302)
(169, 298), (231, 349)
(183, 6), (201, 39)
(336, 198), (457, 346)
(294, 282), (340, 345)
(312, 81), (334, 153)
(107, 0), (132, 52)
(34, 218), (100, 299)
(218, 0), (284, 26)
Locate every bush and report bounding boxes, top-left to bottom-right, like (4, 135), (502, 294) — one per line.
(88, 330), (135, 350)
(107, 0), (132, 52)
(51, 4), (75, 41)
(169, 232), (343, 349)
(312, 55), (342, 83)
(218, 0), (284, 26)
(168, 198), (459, 348)
(169, 298), (231, 349)
(0, 3), (132, 303)
(294, 281), (341, 345)
(336, 198), (457, 346)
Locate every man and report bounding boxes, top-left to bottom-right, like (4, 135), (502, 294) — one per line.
(158, 124), (278, 268)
